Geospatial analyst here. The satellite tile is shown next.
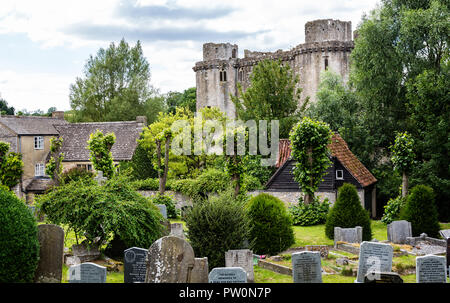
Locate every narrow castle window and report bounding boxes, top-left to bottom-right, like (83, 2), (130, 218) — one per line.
(238, 68), (244, 82)
(220, 69), (227, 82)
(232, 49), (236, 58)
(324, 58), (329, 70)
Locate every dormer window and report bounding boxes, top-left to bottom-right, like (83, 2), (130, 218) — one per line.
(34, 136), (44, 150)
(219, 69), (227, 82)
(336, 170), (344, 180)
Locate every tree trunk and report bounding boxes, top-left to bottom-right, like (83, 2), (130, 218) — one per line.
(305, 147), (314, 204)
(402, 171), (408, 197)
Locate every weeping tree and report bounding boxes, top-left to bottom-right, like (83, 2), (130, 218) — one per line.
(390, 131), (416, 197)
(289, 117), (332, 204)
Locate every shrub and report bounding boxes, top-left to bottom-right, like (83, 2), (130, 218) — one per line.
(289, 196), (330, 226)
(246, 193), (295, 255)
(399, 185), (440, 237)
(131, 178), (160, 191)
(0, 187), (40, 282)
(151, 193), (178, 219)
(325, 183), (372, 241)
(185, 190), (249, 269)
(195, 168), (230, 194)
(60, 167), (95, 184)
(381, 195), (407, 224)
(242, 174), (263, 191)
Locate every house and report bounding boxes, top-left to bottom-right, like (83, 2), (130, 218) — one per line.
(265, 133), (378, 218)
(0, 113), (146, 201)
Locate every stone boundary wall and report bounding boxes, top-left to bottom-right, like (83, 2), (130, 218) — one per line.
(257, 259), (292, 276)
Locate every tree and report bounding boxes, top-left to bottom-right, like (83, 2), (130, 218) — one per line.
(45, 137), (64, 186)
(0, 98), (14, 115)
(165, 87), (196, 114)
(289, 117), (332, 204)
(87, 130), (116, 179)
(390, 132), (415, 197)
(69, 39), (158, 123)
(231, 59), (307, 138)
(0, 142), (24, 189)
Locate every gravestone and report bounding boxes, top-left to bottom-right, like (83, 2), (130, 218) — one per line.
(356, 241), (393, 283)
(364, 272), (403, 283)
(190, 257), (209, 283)
(439, 229), (450, 267)
(208, 267), (247, 283)
(416, 255), (447, 283)
(387, 220), (412, 244)
(225, 249), (254, 282)
(71, 242), (101, 263)
(94, 170), (107, 185)
(145, 236), (195, 283)
(157, 204), (167, 219)
(68, 262), (107, 283)
(291, 251), (322, 283)
(124, 247), (148, 283)
(34, 224), (64, 283)
(170, 223), (185, 239)
(334, 226), (363, 246)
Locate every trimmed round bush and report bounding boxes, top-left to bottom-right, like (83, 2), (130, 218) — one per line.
(185, 190), (249, 269)
(0, 187), (40, 282)
(325, 183), (372, 241)
(247, 193), (295, 255)
(400, 185), (440, 237)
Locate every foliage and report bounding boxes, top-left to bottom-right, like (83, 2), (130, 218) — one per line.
(0, 141), (24, 189)
(231, 59), (307, 138)
(246, 193), (295, 255)
(399, 185), (440, 237)
(165, 87), (196, 113)
(390, 132), (416, 174)
(289, 117), (332, 202)
(151, 193), (178, 219)
(0, 187), (40, 282)
(242, 155), (276, 186)
(69, 39), (160, 123)
(45, 137), (64, 184)
(185, 190), (249, 269)
(87, 130), (116, 178)
(289, 196), (330, 226)
(36, 173), (165, 248)
(118, 141), (158, 180)
(60, 167), (95, 184)
(325, 183), (372, 241)
(242, 174), (262, 191)
(0, 98), (14, 115)
(381, 195), (407, 224)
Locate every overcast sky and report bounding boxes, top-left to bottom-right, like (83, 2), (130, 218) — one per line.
(0, 0), (380, 112)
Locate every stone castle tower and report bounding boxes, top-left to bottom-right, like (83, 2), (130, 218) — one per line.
(193, 19), (354, 118)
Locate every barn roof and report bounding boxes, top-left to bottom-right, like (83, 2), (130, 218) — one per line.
(274, 133), (377, 187)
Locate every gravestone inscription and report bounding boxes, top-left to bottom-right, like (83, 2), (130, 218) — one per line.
(356, 241), (393, 283)
(68, 262), (107, 283)
(34, 224), (64, 283)
(291, 251), (322, 283)
(124, 247), (148, 283)
(208, 267), (247, 283)
(225, 249), (254, 282)
(416, 255), (447, 283)
(387, 220), (412, 244)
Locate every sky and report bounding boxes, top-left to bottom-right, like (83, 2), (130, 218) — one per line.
(0, 0), (380, 112)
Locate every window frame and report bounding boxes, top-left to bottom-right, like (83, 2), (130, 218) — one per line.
(35, 163), (45, 177)
(34, 136), (44, 150)
(336, 169), (344, 180)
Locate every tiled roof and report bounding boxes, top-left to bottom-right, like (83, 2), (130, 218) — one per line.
(275, 133), (377, 187)
(0, 115), (67, 135)
(55, 121), (143, 162)
(25, 177), (54, 193)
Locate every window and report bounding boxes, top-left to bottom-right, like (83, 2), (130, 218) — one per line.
(219, 69), (227, 82)
(77, 164), (93, 171)
(238, 68), (244, 82)
(34, 136), (44, 150)
(232, 49), (236, 58)
(336, 170), (344, 180)
(324, 58), (329, 70)
(35, 163), (45, 177)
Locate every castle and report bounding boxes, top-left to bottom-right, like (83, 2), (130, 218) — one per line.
(193, 19), (355, 118)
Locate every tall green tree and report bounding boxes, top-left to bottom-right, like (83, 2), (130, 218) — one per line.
(165, 87), (196, 114)
(390, 132), (416, 197)
(0, 98), (14, 115)
(231, 59), (307, 138)
(0, 142), (23, 189)
(69, 39), (160, 123)
(87, 130), (116, 179)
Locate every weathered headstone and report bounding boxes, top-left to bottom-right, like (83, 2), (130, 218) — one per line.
(387, 220), (412, 244)
(68, 262), (107, 283)
(157, 204), (167, 219)
(145, 236), (195, 283)
(170, 223), (185, 239)
(124, 247), (148, 283)
(364, 272), (403, 283)
(416, 255), (447, 283)
(208, 267), (247, 283)
(34, 224), (64, 283)
(71, 242), (101, 263)
(439, 229), (450, 268)
(305, 245), (329, 258)
(291, 251), (322, 283)
(334, 226), (363, 246)
(356, 241), (393, 283)
(94, 170), (107, 185)
(225, 249), (254, 282)
(190, 257), (209, 283)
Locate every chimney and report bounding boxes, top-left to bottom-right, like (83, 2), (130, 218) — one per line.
(52, 111), (65, 119)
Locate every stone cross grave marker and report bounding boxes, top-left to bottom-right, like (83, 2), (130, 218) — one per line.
(209, 267), (247, 283)
(356, 241), (393, 283)
(225, 249), (254, 283)
(124, 247), (148, 283)
(190, 257), (209, 283)
(291, 251), (322, 283)
(439, 229), (450, 268)
(34, 224), (64, 283)
(157, 204), (167, 219)
(94, 170), (107, 185)
(387, 220), (412, 244)
(416, 255), (447, 283)
(334, 226), (362, 247)
(68, 262), (107, 283)
(170, 223), (185, 239)
(145, 236), (195, 283)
